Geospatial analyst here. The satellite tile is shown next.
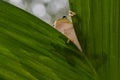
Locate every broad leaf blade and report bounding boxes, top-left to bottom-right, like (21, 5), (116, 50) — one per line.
(0, 1), (98, 80)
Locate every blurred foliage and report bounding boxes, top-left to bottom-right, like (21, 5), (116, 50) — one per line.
(69, 0), (120, 80)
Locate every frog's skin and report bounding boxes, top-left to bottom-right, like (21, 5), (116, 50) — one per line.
(54, 11), (82, 52)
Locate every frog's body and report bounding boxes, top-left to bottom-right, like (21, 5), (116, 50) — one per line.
(54, 12), (82, 51)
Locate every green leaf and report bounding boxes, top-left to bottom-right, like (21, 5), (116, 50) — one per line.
(69, 0), (120, 80)
(0, 1), (98, 80)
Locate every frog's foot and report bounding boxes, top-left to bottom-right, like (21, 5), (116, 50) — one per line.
(69, 11), (76, 16)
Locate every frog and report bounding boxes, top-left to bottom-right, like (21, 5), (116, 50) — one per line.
(54, 11), (82, 51)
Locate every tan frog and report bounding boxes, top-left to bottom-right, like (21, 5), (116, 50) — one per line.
(54, 11), (82, 52)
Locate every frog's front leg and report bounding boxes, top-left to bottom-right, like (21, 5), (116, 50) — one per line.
(66, 39), (70, 44)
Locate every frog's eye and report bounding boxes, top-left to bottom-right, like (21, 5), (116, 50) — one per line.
(62, 16), (67, 18)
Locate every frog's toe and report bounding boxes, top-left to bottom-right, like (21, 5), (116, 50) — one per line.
(69, 11), (76, 16)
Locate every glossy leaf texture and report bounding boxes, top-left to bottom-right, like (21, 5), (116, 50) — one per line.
(0, 1), (98, 80)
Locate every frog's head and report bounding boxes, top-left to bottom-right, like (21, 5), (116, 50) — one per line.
(53, 16), (72, 28)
